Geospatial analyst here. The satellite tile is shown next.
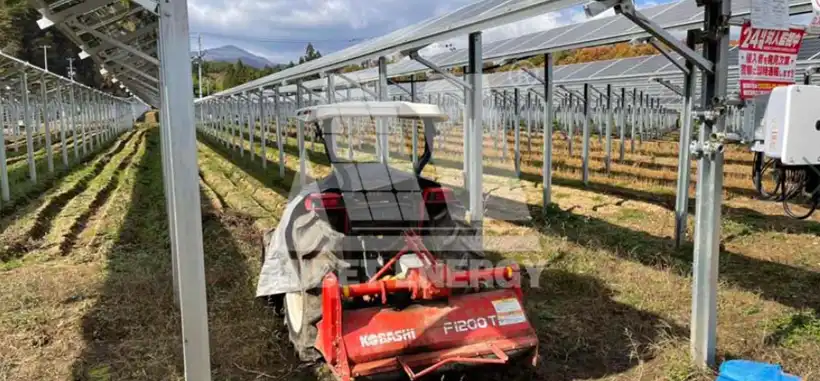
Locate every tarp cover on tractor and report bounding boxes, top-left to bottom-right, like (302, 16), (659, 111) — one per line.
(256, 162), (479, 297)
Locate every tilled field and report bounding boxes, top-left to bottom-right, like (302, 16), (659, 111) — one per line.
(1, 124), (818, 380)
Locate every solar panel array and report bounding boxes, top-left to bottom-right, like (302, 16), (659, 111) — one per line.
(29, 0), (159, 106)
(218, 0), (594, 96)
(374, 35), (820, 107)
(231, 0), (814, 97)
(0, 50), (121, 103)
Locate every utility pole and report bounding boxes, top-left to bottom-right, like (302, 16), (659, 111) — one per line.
(67, 58), (76, 81)
(41, 45), (50, 71)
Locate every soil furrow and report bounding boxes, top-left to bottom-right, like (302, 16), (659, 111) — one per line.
(59, 132), (146, 255)
(0, 131), (139, 261)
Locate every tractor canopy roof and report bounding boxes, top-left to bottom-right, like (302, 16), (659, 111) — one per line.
(295, 101), (449, 123)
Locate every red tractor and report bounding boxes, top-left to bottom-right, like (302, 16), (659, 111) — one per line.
(257, 101), (538, 380)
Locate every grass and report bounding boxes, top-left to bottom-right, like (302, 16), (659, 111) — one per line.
(0, 123), (818, 380)
(2, 128), (111, 215)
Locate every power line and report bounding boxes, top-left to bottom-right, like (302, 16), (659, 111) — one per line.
(188, 31), (371, 44)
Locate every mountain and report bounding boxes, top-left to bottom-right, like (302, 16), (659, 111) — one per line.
(195, 45), (276, 69)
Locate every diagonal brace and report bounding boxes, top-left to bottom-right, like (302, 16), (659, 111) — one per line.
(72, 22), (159, 66)
(653, 78), (684, 97)
(409, 51), (472, 91)
(616, 1), (714, 74)
(333, 73), (378, 99)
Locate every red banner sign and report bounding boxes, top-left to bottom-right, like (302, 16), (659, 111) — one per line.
(738, 23), (805, 100)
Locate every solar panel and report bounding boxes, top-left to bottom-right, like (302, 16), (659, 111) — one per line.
(595, 56), (654, 77)
(219, 0), (594, 95)
(29, 0), (161, 106)
(624, 55), (674, 75)
(565, 60), (617, 80)
(798, 37), (820, 60)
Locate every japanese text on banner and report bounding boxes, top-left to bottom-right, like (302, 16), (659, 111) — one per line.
(738, 23), (805, 100)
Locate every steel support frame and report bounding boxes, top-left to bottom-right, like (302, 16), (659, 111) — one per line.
(513, 88), (521, 177)
(410, 75), (418, 167)
(259, 87), (267, 169)
(73, 22), (161, 67)
(409, 51), (472, 92)
(615, 1), (714, 74)
(542, 53), (554, 210)
(333, 72), (378, 99)
(467, 32), (484, 232)
(377, 57), (389, 163)
(21, 72), (37, 184)
(619, 88), (626, 161)
(689, 0), (729, 368)
(0, 97), (8, 202)
(274, 87), (285, 178)
(40, 75), (55, 173)
(582, 83), (590, 185)
(297, 81), (306, 186)
(605, 84), (613, 173)
(654, 78), (685, 97)
(674, 31), (699, 249)
(156, 1), (212, 379)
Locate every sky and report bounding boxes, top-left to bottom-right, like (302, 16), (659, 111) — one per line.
(187, 0), (661, 64)
(187, 0), (817, 64)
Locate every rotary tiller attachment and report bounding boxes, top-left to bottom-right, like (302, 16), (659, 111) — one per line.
(314, 238), (539, 380)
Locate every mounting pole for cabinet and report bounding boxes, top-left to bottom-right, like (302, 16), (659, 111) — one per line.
(690, 0), (729, 367)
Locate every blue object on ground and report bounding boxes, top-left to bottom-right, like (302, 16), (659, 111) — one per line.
(716, 360), (801, 381)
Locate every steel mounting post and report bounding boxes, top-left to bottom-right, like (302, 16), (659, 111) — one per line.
(378, 56), (389, 163)
(0, 97), (8, 202)
(542, 53), (554, 211)
(297, 81), (306, 186)
(582, 83), (590, 185)
(21, 72), (36, 184)
(274, 87), (285, 178)
(605, 84), (613, 174)
(514, 87), (521, 177)
(690, 0), (730, 368)
(467, 32), (484, 236)
(619, 87), (626, 161)
(259, 88), (267, 169)
(156, 0), (212, 379)
(675, 32), (697, 249)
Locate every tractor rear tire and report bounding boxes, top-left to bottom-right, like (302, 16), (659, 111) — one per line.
(284, 289), (323, 362)
(284, 211), (343, 362)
